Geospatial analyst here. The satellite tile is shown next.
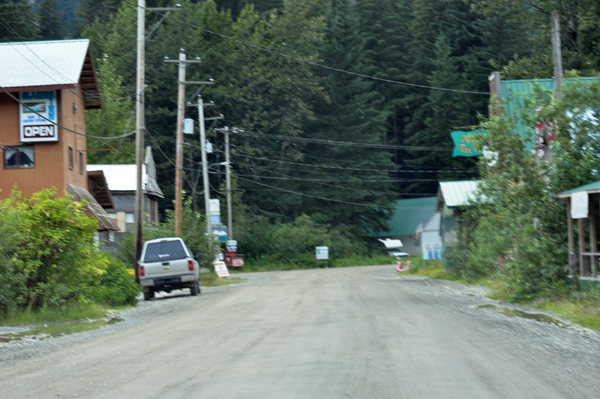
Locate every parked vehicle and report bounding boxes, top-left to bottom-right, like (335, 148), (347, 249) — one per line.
(138, 237), (201, 301)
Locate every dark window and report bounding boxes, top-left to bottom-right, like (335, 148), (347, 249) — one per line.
(4, 146), (34, 169)
(68, 147), (73, 170)
(143, 240), (187, 262)
(79, 151), (84, 174)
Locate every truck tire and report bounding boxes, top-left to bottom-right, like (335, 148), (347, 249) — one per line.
(143, 289), (154, 301)
(190, 281), (199, 296)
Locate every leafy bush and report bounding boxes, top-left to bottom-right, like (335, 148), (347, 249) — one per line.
(0, 188), (139, 315)
(85, 257), (139, 306)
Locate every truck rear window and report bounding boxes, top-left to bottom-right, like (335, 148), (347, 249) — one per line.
(143, 241), (187, 262)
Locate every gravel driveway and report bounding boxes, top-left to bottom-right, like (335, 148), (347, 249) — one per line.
(1, 265), (599, 398)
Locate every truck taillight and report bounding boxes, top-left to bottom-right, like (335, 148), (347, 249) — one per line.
(188, 260), (194, 271)
(139, 265), (145, 277)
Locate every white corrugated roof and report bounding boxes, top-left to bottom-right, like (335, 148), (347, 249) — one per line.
(0, 39), (90, 89)
(87, 165), (148, 192)
(438, 180), (482, 209)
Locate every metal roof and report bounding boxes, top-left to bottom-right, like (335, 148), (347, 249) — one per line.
(373, 197), (438, 236)
(437, 180), (482, 209)
(558, 180), (600, 198)
(88, 156), (164, 199)
(87, 164), (147, 192)
(0, 39), (101, 109)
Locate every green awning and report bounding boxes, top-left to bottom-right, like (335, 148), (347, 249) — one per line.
(558, 180), (600, 198)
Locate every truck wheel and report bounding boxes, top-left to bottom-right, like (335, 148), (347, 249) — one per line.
(190, 281), (199, 296)
(197, 281), (202, 295)
(143, 289), (154, 301)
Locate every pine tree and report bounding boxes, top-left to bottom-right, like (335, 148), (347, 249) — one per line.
(0, 0), (39, 42)
(37, 0), (66, 40)
(305, 0), (395, 234)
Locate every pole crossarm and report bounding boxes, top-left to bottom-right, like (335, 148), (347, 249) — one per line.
(164, 60), (203, 64)
(147, 7), (182, 11)
(181, 81), (215, 85)
(205, 116), (225, 121)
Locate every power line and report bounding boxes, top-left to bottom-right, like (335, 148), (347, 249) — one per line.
(222, 128), (453, 152)
(0, 86), (134, 144)
(125, 1), (488, 95)
(237, 176), (434, 208)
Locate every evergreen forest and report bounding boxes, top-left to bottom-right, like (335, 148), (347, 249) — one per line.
(2, 0), (600, 250)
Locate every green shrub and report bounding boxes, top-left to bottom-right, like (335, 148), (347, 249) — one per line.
(85, 257), (139, 306)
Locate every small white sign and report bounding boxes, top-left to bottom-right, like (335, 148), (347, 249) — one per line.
(214, 261), (230, 278)
(226, 240), (237, 252)
(315, 246), (329, 260)
(571, 191), (589, 219)
(209, 199), (220, 215)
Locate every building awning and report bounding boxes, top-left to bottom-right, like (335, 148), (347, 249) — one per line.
(67, 184), (117, 231)
(437, 180), (482, 211)
(558, 180), (600, 198)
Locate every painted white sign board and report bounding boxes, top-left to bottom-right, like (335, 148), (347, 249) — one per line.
(214, 261), (230, 278)
(315, 246), (329, 260)
(571, 191), (589, 219)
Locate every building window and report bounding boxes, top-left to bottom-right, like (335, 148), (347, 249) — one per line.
(69, 146), (73, 170)
(79, 151), (84, 174)
(4, 146), (35, 169)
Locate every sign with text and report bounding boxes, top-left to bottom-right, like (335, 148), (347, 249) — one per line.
(315, 246), (329, 260)
(226, 240), (237, 253)
(450, 130), (487, 157)
(20, 91), (58, 142)
(571, 191), (589, 219)
(422, 243), (443, 260)
(213, 261), (230, 278)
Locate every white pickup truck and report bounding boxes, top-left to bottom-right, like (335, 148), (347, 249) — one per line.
(138, 237), (201, 301)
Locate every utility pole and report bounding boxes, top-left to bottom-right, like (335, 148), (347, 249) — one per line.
(198, 95), (211, 238)
(134, 0), (145, 279)
(165, 52), (202, 236)
(551, 11), (563, 100)
(175, 51), (186, 236)
(134, 2), (182, 277)
(225, 128), (232, 240)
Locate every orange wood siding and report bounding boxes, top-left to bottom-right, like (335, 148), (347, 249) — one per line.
(0, 86), (88, 200)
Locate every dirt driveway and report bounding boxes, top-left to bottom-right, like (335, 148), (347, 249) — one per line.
(1, 265), (600, 398)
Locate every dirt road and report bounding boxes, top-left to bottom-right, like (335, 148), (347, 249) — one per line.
(2, 266), (600, 398)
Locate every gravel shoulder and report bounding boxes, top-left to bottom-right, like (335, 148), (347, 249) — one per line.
(1, 266), (599, 398)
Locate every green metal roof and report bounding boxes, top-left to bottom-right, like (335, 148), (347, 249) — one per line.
(373, 197), (437, 236)
(558, 180), (600, 198)
(501, 77), (598, 151)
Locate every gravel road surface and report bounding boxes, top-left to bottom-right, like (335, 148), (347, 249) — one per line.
(1, 265), (600, 398)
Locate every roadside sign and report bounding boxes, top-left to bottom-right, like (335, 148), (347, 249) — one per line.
(315, 246), (329, 260)
(226, 240), (237, 252)
(232, 259), (244, 267)
(214, 261), (230, 278)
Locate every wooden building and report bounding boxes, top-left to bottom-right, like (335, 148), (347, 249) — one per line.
(0, 39), (116, 233)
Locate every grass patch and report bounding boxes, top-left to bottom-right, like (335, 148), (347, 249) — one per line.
(533, 298), (600, 331)
(0, 302), (109, 327)
(201, 274), (246, 287)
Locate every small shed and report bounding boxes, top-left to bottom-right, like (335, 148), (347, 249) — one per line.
(558, 181), (600, 279)
(436, 180), (482, 246)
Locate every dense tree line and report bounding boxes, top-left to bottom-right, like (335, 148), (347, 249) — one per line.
(2, 0), (600, 241)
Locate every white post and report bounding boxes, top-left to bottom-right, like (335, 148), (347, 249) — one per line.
(174, 51), (186, 236)
(225, 128), (232, 240)
(198, 96), (211, 238)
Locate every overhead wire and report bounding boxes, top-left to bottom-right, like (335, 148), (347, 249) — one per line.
(125, 1), (489, 96)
